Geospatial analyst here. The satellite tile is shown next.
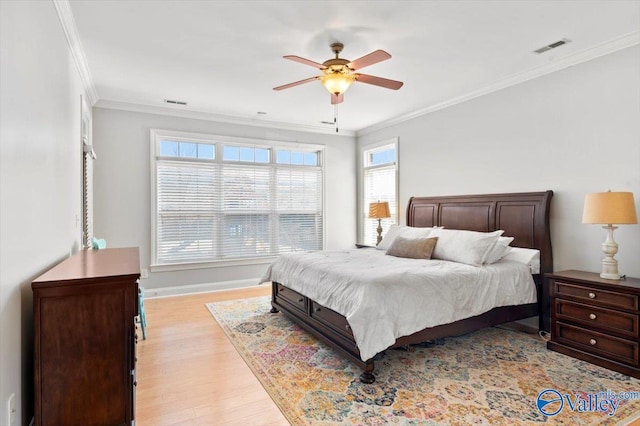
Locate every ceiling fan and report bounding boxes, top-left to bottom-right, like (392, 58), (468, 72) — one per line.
(274, 42), (403, 105)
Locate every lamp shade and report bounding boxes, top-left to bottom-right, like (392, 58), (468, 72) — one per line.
(368, 201), (391, 219)
(582, 191), (638, 224)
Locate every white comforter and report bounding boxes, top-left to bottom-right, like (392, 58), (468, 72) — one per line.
(260, 249), (537, 361)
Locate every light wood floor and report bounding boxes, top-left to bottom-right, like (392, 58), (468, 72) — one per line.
(136, 286), (289, 426)
(136, 286), (640, 426)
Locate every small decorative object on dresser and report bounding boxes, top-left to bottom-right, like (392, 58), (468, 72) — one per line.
(582, 191), (638, 280)
(368, 201), (391, 245)
(547, 270), (640, 378)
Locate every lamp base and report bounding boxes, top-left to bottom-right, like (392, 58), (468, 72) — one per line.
(600, 271), (621, 280)
(376, 219), (383, 246)
(600, 225), (620, 280)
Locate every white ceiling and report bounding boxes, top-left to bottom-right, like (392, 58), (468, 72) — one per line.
(69, 0), (640, 133)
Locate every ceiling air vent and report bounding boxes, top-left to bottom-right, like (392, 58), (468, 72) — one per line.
(533, 38), (571, 54)
(164, 99), (187, 106)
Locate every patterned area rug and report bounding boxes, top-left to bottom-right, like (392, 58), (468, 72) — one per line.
(206, 297), (640, 425)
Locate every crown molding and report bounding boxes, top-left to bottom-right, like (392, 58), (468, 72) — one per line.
(357, 31), (640, 137)
(53, 0), (98, 105)
(95, 99), (356, 136)
(49, 1), (638, 138)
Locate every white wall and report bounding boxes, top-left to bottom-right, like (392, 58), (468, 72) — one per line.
(0, 2), (85, 424)
(358, 46), (640, 278)
(92, 108), (356, 290)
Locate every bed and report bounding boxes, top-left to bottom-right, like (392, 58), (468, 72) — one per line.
(265, 191), (553, 383)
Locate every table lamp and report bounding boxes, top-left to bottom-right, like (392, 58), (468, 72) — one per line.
(368, 201), (391, 245)
(582, 191), (637, 280)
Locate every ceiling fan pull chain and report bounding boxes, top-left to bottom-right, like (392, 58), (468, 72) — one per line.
(334, 104), (339, 133)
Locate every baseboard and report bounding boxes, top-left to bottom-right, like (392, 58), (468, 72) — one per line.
(143, 278), (261, 299)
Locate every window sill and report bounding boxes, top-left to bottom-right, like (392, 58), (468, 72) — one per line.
(150, 256), (278, 272)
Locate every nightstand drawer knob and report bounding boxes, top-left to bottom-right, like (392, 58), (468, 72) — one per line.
(589, 338), (597, 346)
(589, 313), (597, 320)
(298, 298), (304, 303)
(588, 292), (596, 299)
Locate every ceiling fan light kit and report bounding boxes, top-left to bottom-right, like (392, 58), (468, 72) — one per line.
(321, 70), (355, 95)
(274, 42), (403, 132)
(319, 43), (356, 96)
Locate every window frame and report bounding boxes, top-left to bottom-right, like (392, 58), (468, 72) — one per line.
(150, 129), (325, 271)
(360, 138), (399, 245)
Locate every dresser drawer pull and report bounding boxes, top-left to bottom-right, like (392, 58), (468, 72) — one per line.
(297, 297), (304, 303)
(589, 338), (597, 346)
(589, 313), (597, 320)
(588, 292), (596, 299)
(345, 324), (351, 331)
(314, 307), (321, 312)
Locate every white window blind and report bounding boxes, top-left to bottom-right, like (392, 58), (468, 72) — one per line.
(276, 168), (323, 252)
(153, 132), (323, 266)
(362, 143), (397, 246)
(157, 161), (217, 263)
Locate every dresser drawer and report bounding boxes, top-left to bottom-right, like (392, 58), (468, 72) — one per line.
(555, 322), (639, 366)
(554, 299), (639, 338)
(551, 280), (638, 311)
(275, 284), (307, 314)
(310, 301), (354, 339)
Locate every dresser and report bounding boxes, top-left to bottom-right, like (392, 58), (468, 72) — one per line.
(546, 270), (640, 379)
(32, 247), (140, 426)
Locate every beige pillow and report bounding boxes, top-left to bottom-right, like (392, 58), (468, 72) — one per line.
(386, 236), (438, 259)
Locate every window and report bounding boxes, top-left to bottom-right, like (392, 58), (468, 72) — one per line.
(362, 140), (398, 246)
(151, 130), (323, 267)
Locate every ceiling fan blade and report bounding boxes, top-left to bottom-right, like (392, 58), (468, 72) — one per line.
(348, 50), (391, 70)
(283, 55), (326, 69)
(273, 76), (319, 91)
(356, 73), (404, 90)
(331, 93), (344, 105)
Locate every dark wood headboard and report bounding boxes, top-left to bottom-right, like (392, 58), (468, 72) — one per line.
(406, 191), (554, 330)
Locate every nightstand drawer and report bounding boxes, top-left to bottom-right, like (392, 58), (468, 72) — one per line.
(275, 284), (307, 313)
(554, 299), (639, 338)
(555, 322), (639, 366)
(551, 281), (638, 311)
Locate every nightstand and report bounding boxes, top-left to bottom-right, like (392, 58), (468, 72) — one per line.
(355, 244), (375, 249)
(546, 270), (640, 378)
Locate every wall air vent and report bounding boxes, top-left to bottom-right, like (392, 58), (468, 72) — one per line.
(164, 99), (187, 105)
(533, 38), (571, 54)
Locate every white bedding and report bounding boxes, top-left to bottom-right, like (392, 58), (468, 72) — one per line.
(260, 249), (537, 361)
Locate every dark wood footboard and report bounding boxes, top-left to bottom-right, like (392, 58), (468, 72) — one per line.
(270, 282), (376, 383)
(271, 281), (537, 383)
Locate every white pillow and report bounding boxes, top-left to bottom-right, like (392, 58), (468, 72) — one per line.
(484, 236), (514, 264)
(376, 225), (434, 250)
(429, 228), (504, 266)
(376, 224), (403, 250)
(501, 247), (541, 274)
